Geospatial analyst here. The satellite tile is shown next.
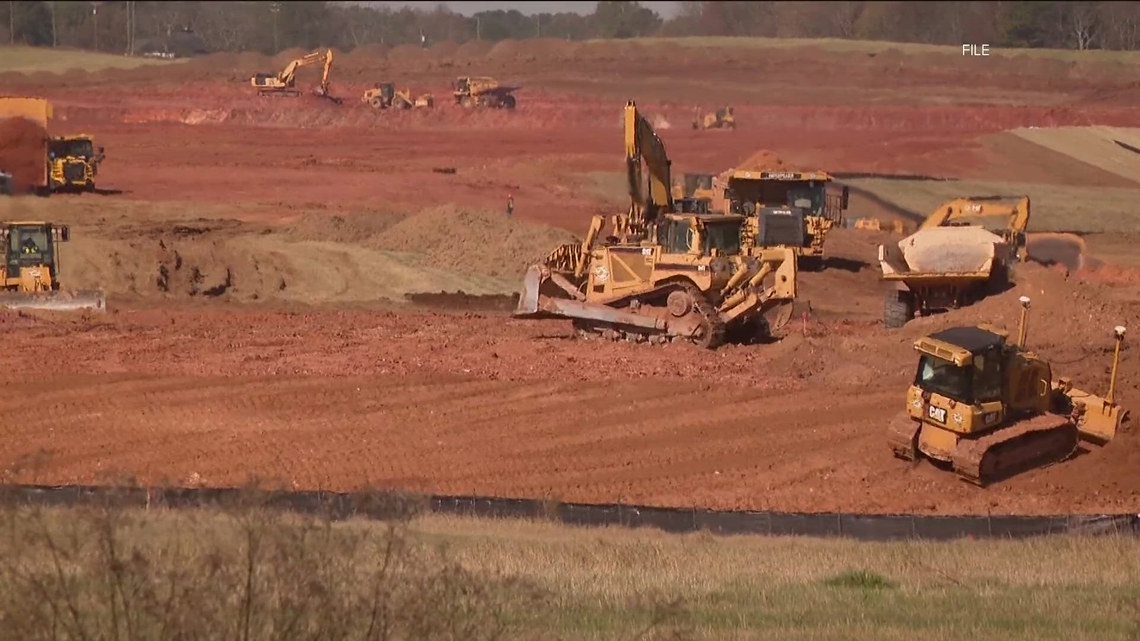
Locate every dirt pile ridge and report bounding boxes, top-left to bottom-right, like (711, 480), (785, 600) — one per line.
(0, 116), (46, 193)
(368, 205), (577, 281)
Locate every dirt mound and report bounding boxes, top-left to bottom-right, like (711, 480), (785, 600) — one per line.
(0, 116), (46, 193)
(732, 149), (789, 172)
(1026, 233), (1089, 272)
(369, 205), (577, 281)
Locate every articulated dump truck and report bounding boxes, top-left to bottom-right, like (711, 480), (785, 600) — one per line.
(880, 196), (1030, 328)
(512, 100), (800, 349)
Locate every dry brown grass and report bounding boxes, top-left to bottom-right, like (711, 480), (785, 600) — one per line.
(845, 178), (1140, 233)
(0, 45), (181, 74)
(0, 498), (1137, 641)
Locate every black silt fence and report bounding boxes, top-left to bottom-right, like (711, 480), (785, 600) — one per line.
(1, 484), (1135, 542)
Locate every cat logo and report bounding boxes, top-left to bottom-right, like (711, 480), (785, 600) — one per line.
(927, 405), (947, 424)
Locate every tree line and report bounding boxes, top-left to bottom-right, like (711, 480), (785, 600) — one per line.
(3, 1), (1138, 56)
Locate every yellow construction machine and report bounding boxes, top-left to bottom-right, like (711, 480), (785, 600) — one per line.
(250, 48), (342, 103)
(880, 195), (1031, 328)
(361, 83), (434, 110)
(513, 100), (799, 348)
(692, 107), (735, 130)
(889, 295), (1128, 485)
(0, 97), (106, 194)
(710, 168), (849, 271)
(671, 173), (718, 214)
(1, 221), (106, 312)
(47, 134), (105, 192)
(452, 76), (519, 109)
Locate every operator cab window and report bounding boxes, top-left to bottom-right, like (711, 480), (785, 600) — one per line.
(656, 219), (690, 254)
(702, 222), (742, 255)
(916, 354), (973, 404)
(973, 347), (1003, 403)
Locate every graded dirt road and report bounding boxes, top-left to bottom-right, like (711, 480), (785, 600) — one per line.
(1, 39), (1138, 516)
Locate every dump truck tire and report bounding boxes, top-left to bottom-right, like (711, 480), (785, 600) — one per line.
(883, 291), (913, 329)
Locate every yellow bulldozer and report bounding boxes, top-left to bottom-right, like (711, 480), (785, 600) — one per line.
(1, 221), (106, 312)
(249, 48), (342, 104)
(513, 100), (799, 348)
(361, 83), (434, 110)
(692, 106), (735, 130)
(888, 295), (1128, 485)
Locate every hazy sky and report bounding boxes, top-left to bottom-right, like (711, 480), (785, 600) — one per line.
(346, 1), (684, 18)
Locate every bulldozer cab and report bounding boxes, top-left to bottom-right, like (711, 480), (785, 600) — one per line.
(2, 222), (68, 286)
(653, 214), (743, 257)
(913, 327), (1009, 406)
(377, 83), (395, 102)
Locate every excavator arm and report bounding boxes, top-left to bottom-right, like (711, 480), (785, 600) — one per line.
(919, 195), (1030, 260)
(255, 49), (339, 102)
(616, 100), (675, 242)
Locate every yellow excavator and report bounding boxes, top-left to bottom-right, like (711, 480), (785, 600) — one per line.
(1, 221), (106, 312)
(889, 295), (1127, 485)
(249, 48), (342, 103)
(513, 100), (798, 348)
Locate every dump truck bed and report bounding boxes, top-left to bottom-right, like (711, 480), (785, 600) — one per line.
(880, 226), (1007, 283)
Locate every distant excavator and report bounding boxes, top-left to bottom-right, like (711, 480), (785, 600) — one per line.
(250, 48), (342, 104)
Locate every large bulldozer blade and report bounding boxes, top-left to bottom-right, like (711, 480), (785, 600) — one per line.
(0, 289), (107, 313)
(514, 265), (544, 317)
(1064, 385), (1129, 445)
(764, 298), (810, 333)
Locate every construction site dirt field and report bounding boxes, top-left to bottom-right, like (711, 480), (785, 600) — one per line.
(1, 39), (1140, 516)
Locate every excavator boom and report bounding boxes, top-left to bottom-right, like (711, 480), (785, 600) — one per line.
(251, 49), (341, 103)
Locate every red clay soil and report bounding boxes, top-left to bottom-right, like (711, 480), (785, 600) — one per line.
(0, 258), (1136, 517)
(2, 42), (1140, 518)
(0, 116), (46, 192)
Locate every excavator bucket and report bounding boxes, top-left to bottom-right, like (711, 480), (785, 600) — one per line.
(0, 288), (107, 313)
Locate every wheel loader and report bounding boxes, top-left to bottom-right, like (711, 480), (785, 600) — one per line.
(1, 221), (106, 312)
(888, 295), (1128, 485)
(512, 100), (799, 349)
(361, 83), (434, 110)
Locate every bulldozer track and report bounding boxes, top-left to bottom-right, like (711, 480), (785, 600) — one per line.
(572, 283), (725, 349)
(683, 282), (726, 349)
(886, 412), (920, 461)
(952, 413), (1080, 486)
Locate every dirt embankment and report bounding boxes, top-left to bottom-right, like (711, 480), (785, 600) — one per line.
(0, 117), (46, 192)
(59, 207), (576, 305)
